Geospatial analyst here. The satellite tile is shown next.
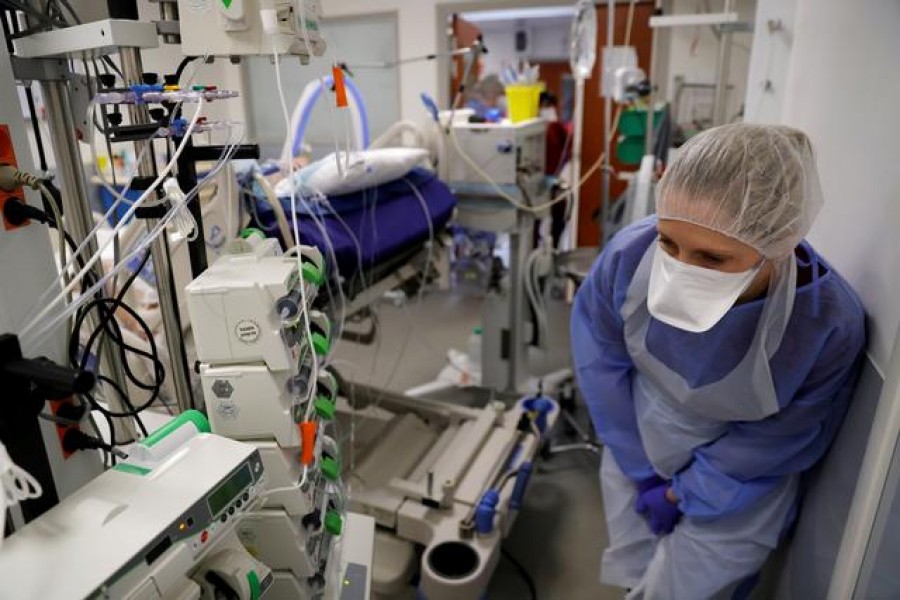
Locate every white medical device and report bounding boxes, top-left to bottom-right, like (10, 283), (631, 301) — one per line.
(177, 0), (326, 59)
(186, 235), (354, 599)
(443, 116), (547, 203)
(0, 411), (271, 599)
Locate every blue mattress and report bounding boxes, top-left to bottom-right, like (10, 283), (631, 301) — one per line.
(246, 167), (457, 280)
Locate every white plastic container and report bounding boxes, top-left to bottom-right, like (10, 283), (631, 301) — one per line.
(467, 327), (483, 384)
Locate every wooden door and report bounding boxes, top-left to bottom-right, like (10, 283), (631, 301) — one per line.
(450, 14), (483, 106)
(577, 2), (655, 247)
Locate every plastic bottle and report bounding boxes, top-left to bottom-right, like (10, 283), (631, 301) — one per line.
(468, 326), (483, 384)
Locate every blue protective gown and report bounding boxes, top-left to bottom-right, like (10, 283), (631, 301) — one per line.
(572, 216), (866, 520)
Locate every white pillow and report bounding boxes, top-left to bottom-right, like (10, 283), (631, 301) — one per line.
(300, 147), (429, 196)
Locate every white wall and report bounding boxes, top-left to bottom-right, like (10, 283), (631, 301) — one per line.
(745, 0), (900, 372)
(742, 0), (796, 123)
(319, 1), (438, 122)
(662, 0), (756, 125)
(742, 3), (900, 593)
(319, 0), (574, 121)
(475, 17), (571, 76)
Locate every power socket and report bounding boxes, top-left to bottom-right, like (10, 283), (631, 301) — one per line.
(0, 125), (28, 230)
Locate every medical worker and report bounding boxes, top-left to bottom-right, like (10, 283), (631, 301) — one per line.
(571, 124), (865, 599)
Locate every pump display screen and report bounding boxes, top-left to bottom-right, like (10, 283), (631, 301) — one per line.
(207, 464), (252, 516)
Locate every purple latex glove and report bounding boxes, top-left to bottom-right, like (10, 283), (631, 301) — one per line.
(634, 474), (666, 495)
(635, 485), (682, 535)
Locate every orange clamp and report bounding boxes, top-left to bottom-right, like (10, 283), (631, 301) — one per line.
(332, 65), (348, 108)
(300, 421), (317, 466)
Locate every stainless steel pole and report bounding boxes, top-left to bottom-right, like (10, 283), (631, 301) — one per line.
(644, 0), (663, 157)
(158, 1), (181, 45)
(601, 0), (615, 246)
(41, 80), (135, 441)
(712, 0), (734, 125)
(506, 212), (534, 393)
(118, 47), (195, 413)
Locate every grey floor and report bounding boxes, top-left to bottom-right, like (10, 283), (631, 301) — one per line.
(333, 291), (624, 600)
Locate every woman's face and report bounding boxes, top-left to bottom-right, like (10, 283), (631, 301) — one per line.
(656, 218), (773, 301)
(656, 219), (760, 273)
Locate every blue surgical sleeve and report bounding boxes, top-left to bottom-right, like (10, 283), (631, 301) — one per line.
(572, 246), (656, 483)
(671, 322), (865, 518)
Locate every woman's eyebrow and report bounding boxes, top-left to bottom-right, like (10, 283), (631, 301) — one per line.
(696, 248), (733, 259)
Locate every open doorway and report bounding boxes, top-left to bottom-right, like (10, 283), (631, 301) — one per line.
(438, 2), (656, 247)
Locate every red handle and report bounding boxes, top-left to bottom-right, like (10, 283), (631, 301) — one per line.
(300, 421), (317, 466)
(333, 65), (348, 108)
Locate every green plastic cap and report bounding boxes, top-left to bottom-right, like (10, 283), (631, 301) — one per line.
(239, 227), (265, 240)
(320, 456), (340, 482)
(311, 332), (330, 356)
(301, 261), (324, 285)
(142, 409), (210, 447)
(314, 396), (335, 421)
(324, 510), (343, 536)
(473, 326), (483, 335)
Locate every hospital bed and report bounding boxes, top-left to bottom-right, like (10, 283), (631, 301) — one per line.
(234, 156), (557, 599)
(242, 166), (456, 320)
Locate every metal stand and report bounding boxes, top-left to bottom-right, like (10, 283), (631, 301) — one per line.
(711, 0), (734, 126)
(505, 214), (531, 392)
(601, 0), (616, 246)
(117, 46), (197, 413)
(454, 193), (539, 394)
(41, 72), (134, 441)
(547, 409), (602, 456)
(171, 139), (259, 278)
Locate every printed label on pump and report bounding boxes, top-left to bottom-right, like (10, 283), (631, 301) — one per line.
(235, 319), (261, 344)
(215, 400), (239, 421)
(186, 0), (210, 13)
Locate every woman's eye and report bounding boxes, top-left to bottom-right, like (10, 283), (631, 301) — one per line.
(700, 253), (726, 265)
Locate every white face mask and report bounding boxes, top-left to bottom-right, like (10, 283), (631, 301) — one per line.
(540, 107), (558, 121)
(647, 246), (763, 333)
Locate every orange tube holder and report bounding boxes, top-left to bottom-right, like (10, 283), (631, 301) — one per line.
(332, 65), (348, 108)
(300, 421), (317, 466)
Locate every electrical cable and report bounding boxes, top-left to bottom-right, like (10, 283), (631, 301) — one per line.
(253, 172), (293, 245)
(271, 43), (321, 423)
(336, 177), (436, 461)
(25, 130), (241, 353)
(501, 547), (538, 600)
(21, 98), (206, 339)
(173, 55), (200, 84)
(11, 197), (161, 437)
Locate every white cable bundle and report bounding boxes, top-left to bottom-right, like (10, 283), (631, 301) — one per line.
(0, 440), (43, 546)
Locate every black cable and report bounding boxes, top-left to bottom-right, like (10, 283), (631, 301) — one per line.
(71, 253), (166, 404)
(10, 198), (155, 448)
(101, 56), (124, 79)
(24, 85), (48, 172)
(27, 200), (166, 433)
(57, 246), (160, 432)
(174, 56), (200, 85)
(501, 548), (537, 600)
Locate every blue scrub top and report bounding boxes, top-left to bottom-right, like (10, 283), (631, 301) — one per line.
(572, 216), (866, 517)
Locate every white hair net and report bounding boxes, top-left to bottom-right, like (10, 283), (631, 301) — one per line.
(657, 124), (823, 259)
